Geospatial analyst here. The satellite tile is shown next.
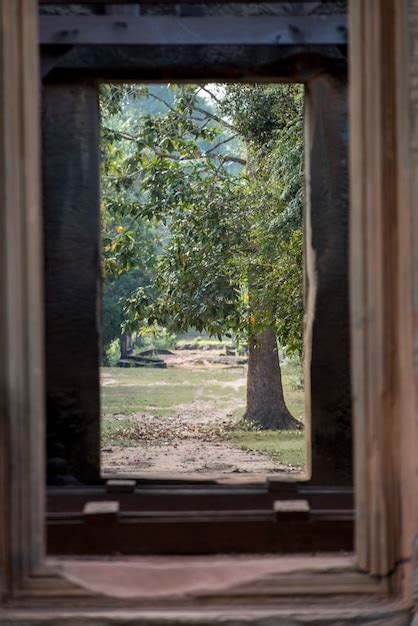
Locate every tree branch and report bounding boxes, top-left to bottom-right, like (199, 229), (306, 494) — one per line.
(205, 134), (239, 155)
(208, 153), (246, 165)
(153, 146), (246, 166)
(150, 84), (238, 133)
(103, 127), (138, 142)
(197, 85), (224, 107)
(191, 104), (237, 133)
(145, 90), (178, 114)
(102, 127), (246, 166)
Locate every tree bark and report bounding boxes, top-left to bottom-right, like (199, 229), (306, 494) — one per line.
(245, 327), (301, 430)
(119, 333), (132, 359)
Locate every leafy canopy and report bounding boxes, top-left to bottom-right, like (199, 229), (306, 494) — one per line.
(100, 83), (304, 354)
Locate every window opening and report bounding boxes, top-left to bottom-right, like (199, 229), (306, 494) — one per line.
(99, 82), (306, 482)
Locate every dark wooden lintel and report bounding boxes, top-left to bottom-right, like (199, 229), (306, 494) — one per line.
(41, 44), (347, 83)
(47, 484), (354, 513)
(46, 486), (353, 556)
(39, 0), (344, 4)
(39, 15), (347, 46)
(47, 509), (353, 554)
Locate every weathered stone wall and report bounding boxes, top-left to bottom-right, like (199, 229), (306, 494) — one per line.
(42, 81), (101, 485)
(304, 74), (352, 485)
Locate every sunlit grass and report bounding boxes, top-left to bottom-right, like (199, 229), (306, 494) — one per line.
(101, 366), (246, 416)
(226, 429), (305, 468)
(100, 358), (305, 468)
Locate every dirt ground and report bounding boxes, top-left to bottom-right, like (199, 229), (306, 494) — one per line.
(163, 347), (248, 371)
(101, 348), (302, 480)
(101, 441), (295, 480)
(101, 401), (298, 480)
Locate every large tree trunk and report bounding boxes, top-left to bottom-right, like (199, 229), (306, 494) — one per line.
(245, 327), (301, 430)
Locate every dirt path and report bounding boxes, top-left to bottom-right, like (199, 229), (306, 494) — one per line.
(101, 398), (299, 479)
(101, 350), (303, 479)
(101, 440), (294, 479)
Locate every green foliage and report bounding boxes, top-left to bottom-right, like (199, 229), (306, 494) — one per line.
(221, 84), (304, 352)
(136, 325), (177, 350)
(104, 339), (123, 367)
(100, 83), (304, 355)
(101, 268), (148, 364)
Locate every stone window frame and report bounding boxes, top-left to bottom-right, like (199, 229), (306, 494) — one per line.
(38, 0), (355, 556)
(37, 7), (357, 565)
(0, 0), (416, 620)
(40, 6), (352, 494)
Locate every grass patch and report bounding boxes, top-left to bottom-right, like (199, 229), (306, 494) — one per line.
(226, 428), (305, 469)
(101, 362), (305, 470)
(101, 383), (200, 416)
(102, 418), (136, 446)
(202, 384), (245, 401)
(280, 359), (304, 422)
(100, 367), (246, 416)
(102, 366), (244, 385)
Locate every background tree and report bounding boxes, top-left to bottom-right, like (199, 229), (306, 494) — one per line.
(100, 85), (166, 362)
(100, 83), (304, 429)
(221, 85), (304, 428)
